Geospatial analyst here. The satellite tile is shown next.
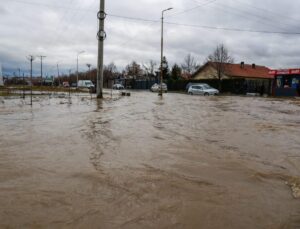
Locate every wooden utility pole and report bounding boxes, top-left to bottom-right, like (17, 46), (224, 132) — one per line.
(96, 0), (106, 99)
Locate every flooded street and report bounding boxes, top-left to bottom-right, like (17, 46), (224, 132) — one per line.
(0, 92), (300, 228)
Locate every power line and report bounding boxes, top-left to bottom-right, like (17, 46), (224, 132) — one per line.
(165, 21), (300, 35)
(1, 0), (96, 12)
(167, 0), (217, 18)
(5, 0), (300, 34)
(107, 14), (300, 35)
(3, 0), (300, 39)
(108, 13), (159, 23)
(234, 0), (300, 24)
(213, 2), (292, 32)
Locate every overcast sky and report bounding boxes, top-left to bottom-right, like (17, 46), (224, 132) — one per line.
(1, 0), (300, 76)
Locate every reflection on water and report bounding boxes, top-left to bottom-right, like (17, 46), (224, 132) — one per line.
(0, 93), (300, 228)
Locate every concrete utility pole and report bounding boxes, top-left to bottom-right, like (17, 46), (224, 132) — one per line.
(22, 72), (25, 99)
(159, 7), (173, 97)
(27, 55), (35, 106)
(57, 62), (60, 86)
(96, 0), (106, 98)
(69, 69), (72, 97)
(38, 56), (46, 86)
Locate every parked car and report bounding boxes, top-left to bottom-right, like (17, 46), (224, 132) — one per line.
(186, 83), (209, 92)
(150, 83), (168, 93)
(71, 82), (77, 88)
(112, 84), (125, 90)
(188, 84), (219, 96)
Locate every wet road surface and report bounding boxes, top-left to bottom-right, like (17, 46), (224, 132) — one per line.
(0, 92), (300, 228)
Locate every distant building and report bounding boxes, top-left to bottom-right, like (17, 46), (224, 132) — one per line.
(269, 68), (300, 97)
(193, 61), (272, 80)
(0, 63), (4, 86)
(192, 61), (273, 94)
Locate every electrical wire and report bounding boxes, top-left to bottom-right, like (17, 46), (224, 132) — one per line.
(234, 0), (300, 24)
(213, 2), (293, 32)
(107, 14), (300, 35)
(4, 0), (300, 35)
(0, 0), (96, 12)
(167, 0), (217, 18)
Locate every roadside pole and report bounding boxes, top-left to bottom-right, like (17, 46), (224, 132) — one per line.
(27, 55), (35, 106)
(39, 56), (46, 87)
(159, 8), (173, 97)
(57, 63), (60, 86)
(69, 69), (71, 98)
(22, 72), (25, 99)
(96, 0), (106, 99)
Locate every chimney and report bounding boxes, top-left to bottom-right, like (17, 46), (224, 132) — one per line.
(252, 63), (256, 69)
(240, 62), (245, 69)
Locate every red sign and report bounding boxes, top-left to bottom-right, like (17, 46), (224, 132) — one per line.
(290, 69), (300, 74)
(269, 68), (300, 75)
(268, 70), (277, 75)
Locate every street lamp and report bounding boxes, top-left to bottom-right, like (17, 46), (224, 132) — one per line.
(159, 7), (173, 96)
(77, 50), (85, 87)
(86, 64), (92, 81)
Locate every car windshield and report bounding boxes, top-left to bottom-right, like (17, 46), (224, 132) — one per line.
(202, 85), (212, 89)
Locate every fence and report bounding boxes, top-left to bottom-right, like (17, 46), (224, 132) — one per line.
(167, 78), (272, 94)
(101, 78), (272, 95)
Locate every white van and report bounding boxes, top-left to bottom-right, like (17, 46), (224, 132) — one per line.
(77, 80), (94, 89)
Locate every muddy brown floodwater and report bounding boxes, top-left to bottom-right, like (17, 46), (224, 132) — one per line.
(0, 92), (300, 229)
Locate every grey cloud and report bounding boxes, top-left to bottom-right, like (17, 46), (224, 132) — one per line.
(1, 0), (300, 76)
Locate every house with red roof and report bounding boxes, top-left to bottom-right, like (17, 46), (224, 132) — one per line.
(192, 61), (273, 94)
(193, 61), (272, 80)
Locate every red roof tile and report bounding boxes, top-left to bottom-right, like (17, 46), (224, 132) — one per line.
(195, 62), (273, 79)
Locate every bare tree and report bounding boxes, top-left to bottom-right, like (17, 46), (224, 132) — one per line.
(125, 61), (143, 79)
(105, 62), (117, 74)
(143, 60), (157, 80)
(149, 60), (157, 76)
(207, 44), (234, 91)
(104, 62), (118, 86)
(181, 54), (198, 76)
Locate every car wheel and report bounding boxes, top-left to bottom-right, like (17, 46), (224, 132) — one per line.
(189, 92), (193, 95)
(204, 93), (209, 96)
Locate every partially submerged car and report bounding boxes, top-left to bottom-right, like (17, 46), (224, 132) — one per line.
(188, 84), (219, 96)
(150, 83), (168, 93)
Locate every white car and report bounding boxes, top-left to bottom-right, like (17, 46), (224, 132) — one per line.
(112, 84), (125, 90)
(150, 83), (168, 93)
(77, 80), (94, 89)
(188, 84), (219, 96)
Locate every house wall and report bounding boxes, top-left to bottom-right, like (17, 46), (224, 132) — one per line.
(193, 65), (230, 80)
